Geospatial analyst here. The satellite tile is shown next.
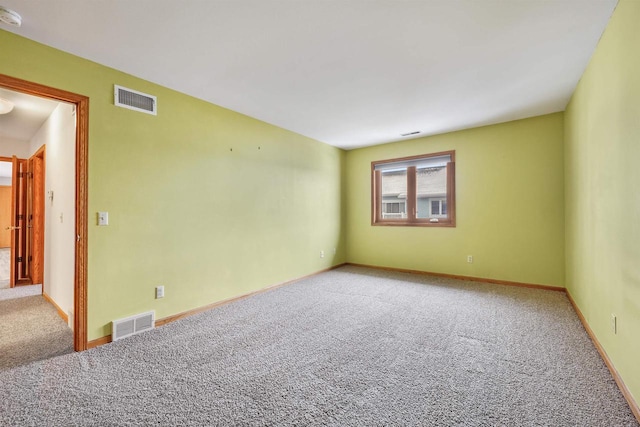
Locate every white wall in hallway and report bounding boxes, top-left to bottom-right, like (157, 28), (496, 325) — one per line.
(0, 137), (31, 159)
(30, 103), (76, 327)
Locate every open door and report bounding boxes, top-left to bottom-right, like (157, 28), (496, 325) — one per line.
(9, 156), (31, 287)
(29, 147), (45, 286)
(9, 156), (17, 288)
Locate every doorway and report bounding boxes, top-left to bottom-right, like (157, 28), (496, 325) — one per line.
(0, 159), (13, 289)
(0, 153), (45, 289)
(0, 73), (88, 351)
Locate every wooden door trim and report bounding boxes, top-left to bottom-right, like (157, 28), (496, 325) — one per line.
(32, 145), (46, 158)
(0, 73), (89, 352)
(9, 156), (17, 288)
(30, 146), (46, 292)
(15, 158), (31, 285)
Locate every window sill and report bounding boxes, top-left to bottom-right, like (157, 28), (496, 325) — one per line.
(371, 220), (456, 227)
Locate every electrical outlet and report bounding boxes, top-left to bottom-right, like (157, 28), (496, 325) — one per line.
(467, 255), (473, 263)
(156, 286), (165, 299)
(611, 313), (617, 334)
(320, 251), (325, 258)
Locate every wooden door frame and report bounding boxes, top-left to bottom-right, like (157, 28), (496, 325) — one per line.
(30, 145), (46, 291)
(8, 155), (18, 288)
(0, 73), (89, 351)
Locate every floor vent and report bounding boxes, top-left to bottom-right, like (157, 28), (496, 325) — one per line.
(114, 85), (157, 115)
(112, 311), (155, 341)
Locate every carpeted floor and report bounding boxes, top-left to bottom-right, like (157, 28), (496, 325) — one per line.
(0, 283), (42, 301)
(0, 247), (10, 289)
(0, 295), (74, 371)
(0, 266), (637, 426)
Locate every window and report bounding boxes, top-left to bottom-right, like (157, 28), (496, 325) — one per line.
(372, 151), (455, 227)
(382, 201), (406, 218)
(429, 199), (447, 217)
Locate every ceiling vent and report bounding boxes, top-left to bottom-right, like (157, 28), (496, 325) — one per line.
(112, 311), (155, 341)
(401, 131), (421, 137)
(114, 85), (157, 115)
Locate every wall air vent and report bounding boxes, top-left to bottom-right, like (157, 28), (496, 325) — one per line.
(114, 85), (157, 115)
(112, 311), (155, 341)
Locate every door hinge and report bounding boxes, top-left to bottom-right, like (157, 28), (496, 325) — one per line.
(17, 256), (23, 262)
(28, 255), (32, 262)
(17, 214), (24, 220)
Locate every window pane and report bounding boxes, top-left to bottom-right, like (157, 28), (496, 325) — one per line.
(431, 200), (440, 215)
(416, 166), (447, 219)
(381, 169), (407, 219)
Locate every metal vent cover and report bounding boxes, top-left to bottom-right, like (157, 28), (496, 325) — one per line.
(112, 311), (155, 341)
(114, 85), (157, 115)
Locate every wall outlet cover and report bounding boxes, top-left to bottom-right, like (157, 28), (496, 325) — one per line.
(97, 211), (109, 226)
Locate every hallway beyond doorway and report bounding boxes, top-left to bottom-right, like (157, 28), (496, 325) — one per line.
(0, 293), (73, 370)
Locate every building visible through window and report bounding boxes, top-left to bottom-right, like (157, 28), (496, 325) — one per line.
(372, 151), (455, 227)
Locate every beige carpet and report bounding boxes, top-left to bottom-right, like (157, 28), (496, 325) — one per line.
(0, 266), (636, 425)
(0, 247), (10, 289)
(0, 284), (42, 301)
(0, 295), (74, 371)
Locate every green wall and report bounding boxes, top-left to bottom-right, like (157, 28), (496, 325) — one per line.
(0, 30), (346, 340)
(564, 0), (640, 404)
(345, 113), (565, 287)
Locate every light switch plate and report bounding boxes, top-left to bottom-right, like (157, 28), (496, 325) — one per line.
(97, 212), (109, 226)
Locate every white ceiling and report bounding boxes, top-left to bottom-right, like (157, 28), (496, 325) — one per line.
(0, 0), (617, 149)
(0, 88), (60, 141)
